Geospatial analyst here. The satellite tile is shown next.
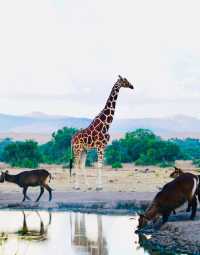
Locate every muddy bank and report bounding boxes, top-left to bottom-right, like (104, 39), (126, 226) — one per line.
(138, 212), (200, 255)
(1, 191), (200, 254)
(0, 191), (154, 213)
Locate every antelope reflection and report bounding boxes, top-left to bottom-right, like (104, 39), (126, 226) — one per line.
(70, 213), (108, 255)
(18, 211), (52, 241)
(0, 211), (52, 255)
(0, 211), (51, 242)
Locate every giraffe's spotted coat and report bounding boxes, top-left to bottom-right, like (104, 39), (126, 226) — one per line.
(71, 75), (134, 189)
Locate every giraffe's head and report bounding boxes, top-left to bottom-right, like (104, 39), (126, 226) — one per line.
(117, 75), (134, 89)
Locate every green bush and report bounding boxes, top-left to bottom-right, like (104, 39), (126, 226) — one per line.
(86, 150), (97, 167)
(3, 140), (41, 168)
(171, 138), (200, 160)
(193, 159), (200, 167)
(112, 162), (123, 169)
(40, 127), (77, 164)
(106, 129), (182, 167)
(2, 128), (199, 169)
(159, 161), (174, 168)
(0, 138), (13, 161)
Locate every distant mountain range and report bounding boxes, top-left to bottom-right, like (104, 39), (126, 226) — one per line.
(0, 112), (200, 143)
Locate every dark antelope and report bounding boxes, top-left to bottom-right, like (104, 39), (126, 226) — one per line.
(170, 166), (184, 178)
(170, 166), (200, 212)
(138, 173), (199, 229)
(0, 169), (53, 202)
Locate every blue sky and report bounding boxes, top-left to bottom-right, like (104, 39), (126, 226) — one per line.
(0, 0), (200, 119)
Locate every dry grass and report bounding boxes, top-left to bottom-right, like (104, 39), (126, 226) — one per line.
(0, 160), (199, 193)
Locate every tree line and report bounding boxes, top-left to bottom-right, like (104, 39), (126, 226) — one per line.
(0, 127), (200, 169)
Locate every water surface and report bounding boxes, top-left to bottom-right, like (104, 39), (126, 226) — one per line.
(0, 210), (176, 255)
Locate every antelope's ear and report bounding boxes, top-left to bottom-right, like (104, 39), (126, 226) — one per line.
(118, 75), (123, 79)
(138, 213), (144, 217)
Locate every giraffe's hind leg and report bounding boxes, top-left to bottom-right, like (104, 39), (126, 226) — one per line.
(96, 148), (104, 191)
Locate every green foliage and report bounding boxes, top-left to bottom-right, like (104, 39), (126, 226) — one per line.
(159, 161), (175, 168)
(3, 140), (41, 168)
(105, 129), (183, 166)
(105, 140), (123, 164)
(171, 138), (200, 160)
(86, 150), (97, 167)
(0, 138), (13, 161)
(40, 127), (78, 164)
(1, 128), (200, 169)
(112, 162), (122, 169)
(193, 159), (200, 167)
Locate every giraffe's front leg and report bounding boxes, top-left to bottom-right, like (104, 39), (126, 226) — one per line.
(80, 151), (91, 190)
(73, 155), (81, 190)
(96, 149), (104, 191)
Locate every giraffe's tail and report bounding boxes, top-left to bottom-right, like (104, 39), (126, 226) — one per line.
(69, 158), (73, 177)
(69, 142), (73, 177)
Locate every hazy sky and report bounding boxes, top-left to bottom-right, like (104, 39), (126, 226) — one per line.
(0, 0), (200, 119)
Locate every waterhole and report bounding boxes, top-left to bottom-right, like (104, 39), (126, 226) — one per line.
(0, 210), (181, 255)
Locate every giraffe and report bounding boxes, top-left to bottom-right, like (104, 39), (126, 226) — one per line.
(70, 75), (134, 190)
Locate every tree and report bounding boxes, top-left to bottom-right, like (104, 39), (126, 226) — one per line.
(3, 140), (41, 168)
(105, 128), (183, 167)
(0, 138), (13, 161)
(105, 140), (122, 164)
(40, 127), (78, 164)
(171, 138), (200, 160)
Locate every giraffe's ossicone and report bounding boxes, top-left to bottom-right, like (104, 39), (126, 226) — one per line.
(70, 75), (134, 190)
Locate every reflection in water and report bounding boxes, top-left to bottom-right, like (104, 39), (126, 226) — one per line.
(70, 213), (108, 255)
(0, 210), (169, 255)
(18, 211), (52, 241)
(0, 211), (52, 255)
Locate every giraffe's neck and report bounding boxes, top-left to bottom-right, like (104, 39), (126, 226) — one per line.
(97, 81), (121, 131)
(104, 81), (120, 112)
(88, 81), (121, 133)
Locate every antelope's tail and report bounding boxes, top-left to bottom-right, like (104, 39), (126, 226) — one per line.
(48, 173), (52, 183)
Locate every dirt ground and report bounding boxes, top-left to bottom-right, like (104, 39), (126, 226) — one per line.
(0, 160), (199, 193)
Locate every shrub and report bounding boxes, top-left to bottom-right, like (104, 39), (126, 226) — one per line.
(112, 162), (123, 169)
(40, 127), (77, 164)
(159, 161), (174, 168)
(3, 140), (41, 168)
(193, 159), (200, 167)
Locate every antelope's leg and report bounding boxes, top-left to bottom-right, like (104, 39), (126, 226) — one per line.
(96, 149), (104, 191)
(190, 196), (197, 220)
(44, 184), (52, 201)
(22, 187), (29, 202)
(186, 201), (192, 212)
(162, 212), (170, 224)
(36, 186), (45, 202)
(197, 188), (200, 203)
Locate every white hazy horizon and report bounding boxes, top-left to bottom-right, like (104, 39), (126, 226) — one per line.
(0, 111), (199, 122)
(0, 0), (200, 119)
